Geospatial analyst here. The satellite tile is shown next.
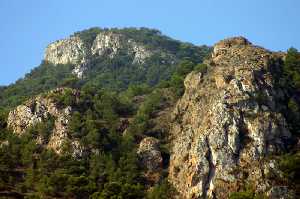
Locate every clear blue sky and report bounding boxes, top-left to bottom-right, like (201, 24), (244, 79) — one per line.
(0, 0), (299, 85)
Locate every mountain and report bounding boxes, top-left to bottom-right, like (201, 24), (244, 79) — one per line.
(0, 27), (210, 108)
(0, 29), (300, 199)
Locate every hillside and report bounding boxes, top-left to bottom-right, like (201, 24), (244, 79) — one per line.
(0, 27), (210, 108)
(0, 29), (300, 199)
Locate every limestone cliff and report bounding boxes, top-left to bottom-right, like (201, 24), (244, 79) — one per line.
(168, 37), (293, 198)
(44, 31), (153, 78)
(7, 88), (84, 157)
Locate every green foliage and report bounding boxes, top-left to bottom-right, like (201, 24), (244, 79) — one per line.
(167, 60), (196, 97)
(284, 48), (300, 89)
(279, 152), (300, 184)
(124, 84), (152, 98)
(175, 60), (195, 76)
(229, 190), (267, 199)
(128, 90), (163, 137)
(0, 61), (76, 108)
(0, 107), (8, 130)
(278, 48), (300, 136)
(287, 98), (300, 133)
(147, 179), (177, 199)
(91, 182), (144, 199)
(69, 111), (84, 138)
(50, 88), (77, 107)
(194, 63), (208, 74)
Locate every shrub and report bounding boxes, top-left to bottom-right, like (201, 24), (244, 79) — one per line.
(147, 179), (177, 199)
(279, 152), (300, 184)
(194, 63), (208, 74)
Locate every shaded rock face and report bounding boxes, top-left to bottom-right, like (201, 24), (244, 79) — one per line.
(44, 32), (152, 78)
(169, 37), (291, 199)
(138, 137), (163, 183)
(7, 88), (83, 157)
(138, 137), (163, 171)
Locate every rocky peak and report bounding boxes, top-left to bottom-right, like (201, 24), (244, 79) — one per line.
(168, 37), (292, 198)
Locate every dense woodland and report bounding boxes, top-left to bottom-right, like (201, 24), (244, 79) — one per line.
(0, 28), (300, 198)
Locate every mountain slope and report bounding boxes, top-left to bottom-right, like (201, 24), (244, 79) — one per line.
(0, 27), (211, 108)
(0, 29), (300, 199)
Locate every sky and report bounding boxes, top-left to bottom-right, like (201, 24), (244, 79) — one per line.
(0, 0), (299, 85)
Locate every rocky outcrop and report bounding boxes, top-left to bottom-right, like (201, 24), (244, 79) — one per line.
(7, 88), (83, 157)
(138, 137), (163, 171)
(91, 32), (152, 63)
(45, 36), (87, 66)
(44, 31), (152, 78)
(45, 36), (88, 78)
(169, 37), (292, 198)
(138, 137), (163, 184)
(91, 32), (123, 58)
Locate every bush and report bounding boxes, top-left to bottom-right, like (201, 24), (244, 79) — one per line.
(279, 152), (300, 184)
(147, 179), (177, 199)
(194, 63), (208, 74)
(229, 191), (267, 199)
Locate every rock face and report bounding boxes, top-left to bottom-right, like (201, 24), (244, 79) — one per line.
(45, 36), (87, 66)
(168, 37), (292, 198)
(138, 137), (163, 172)
(7, 88), (83, 157)
(44, 31), (152, 78)
(91, 32), (152, 63)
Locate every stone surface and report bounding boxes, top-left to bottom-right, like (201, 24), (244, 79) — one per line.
(7, 88), (84, 157)
(91, 32), (152, 63)
(45, 36), (87, 66)
(138, 137), (163, 172)
(168, 37), (292, 199)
